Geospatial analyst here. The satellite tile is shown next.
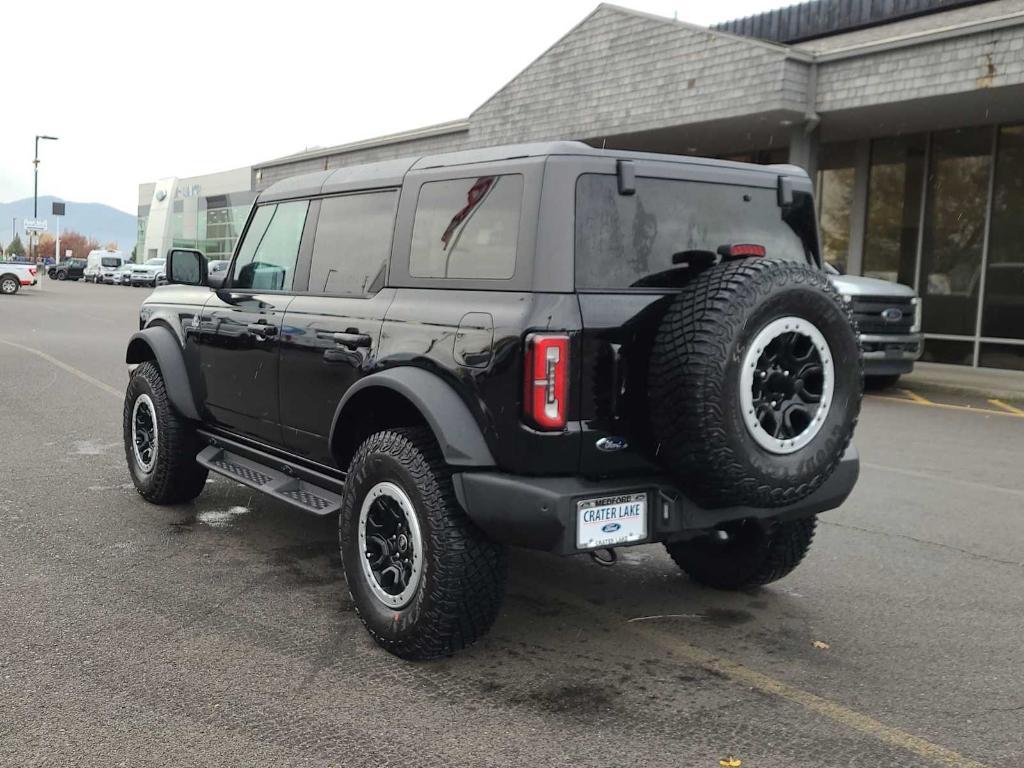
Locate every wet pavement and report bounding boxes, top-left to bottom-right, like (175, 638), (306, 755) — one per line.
(1, 279), (1022, 767)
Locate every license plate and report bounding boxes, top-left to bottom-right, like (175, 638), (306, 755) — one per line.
(576, 492), (647, 549)
(885, 346), (902, 358)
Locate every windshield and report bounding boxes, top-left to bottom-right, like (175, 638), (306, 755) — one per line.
(145, 259), (165, 267)
(101, 257), (121, 267)
(575, 174), (817, 290)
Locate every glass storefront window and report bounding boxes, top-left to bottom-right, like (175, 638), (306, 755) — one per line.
(919, 128), (992, 345)
(863, 135), (925, 284)
(982, 124), (1024, 341)
(816, 143), (856, 272)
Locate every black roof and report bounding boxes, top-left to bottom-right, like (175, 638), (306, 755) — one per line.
(713, 0), (989, 44)
(261, 141), (805, 202)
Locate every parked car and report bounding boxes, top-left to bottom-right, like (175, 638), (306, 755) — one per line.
(123, 142), (862, 660)
(129, 258), (165, 287)
(112, 263), (135, 285)
(84, 250), (125, 283)
(0, 262), (39, 295)
(47, 258), (87, 281)
(825, 264), (922, 388)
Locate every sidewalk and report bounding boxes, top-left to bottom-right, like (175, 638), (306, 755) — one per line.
(900, 362), (1024, 402)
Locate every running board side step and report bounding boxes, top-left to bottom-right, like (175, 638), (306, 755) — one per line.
(196, 445), (342, 516)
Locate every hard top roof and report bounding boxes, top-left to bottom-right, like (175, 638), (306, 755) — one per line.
(259, 140), (804, 202)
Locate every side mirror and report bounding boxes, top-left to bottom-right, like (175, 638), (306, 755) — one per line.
(167, 248), (207, 286)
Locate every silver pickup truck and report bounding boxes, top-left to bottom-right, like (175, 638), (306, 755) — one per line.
(825, 264), (922, 388)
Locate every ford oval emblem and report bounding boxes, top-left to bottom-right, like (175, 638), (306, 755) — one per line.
(596, 436), (628, 452)
(881, 308), (903, 323)
(601, 522), (621, 533)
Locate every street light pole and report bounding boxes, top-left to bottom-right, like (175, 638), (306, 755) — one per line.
(32, 135), (58, 263)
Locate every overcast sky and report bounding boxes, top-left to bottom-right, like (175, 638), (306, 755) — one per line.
(0, 0), (785, 215)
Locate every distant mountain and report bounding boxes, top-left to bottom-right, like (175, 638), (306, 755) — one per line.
(0, 196), (136, 254)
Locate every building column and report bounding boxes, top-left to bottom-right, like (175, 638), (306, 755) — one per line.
(788, 124), (819, 180)
(846, 140), (871, 277)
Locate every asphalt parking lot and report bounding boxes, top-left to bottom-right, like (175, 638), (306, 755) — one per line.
(1, 279), (1022, 768)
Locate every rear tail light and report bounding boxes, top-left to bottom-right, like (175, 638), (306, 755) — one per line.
(718, 243), (767, 258)
(523, 333), (569, 430)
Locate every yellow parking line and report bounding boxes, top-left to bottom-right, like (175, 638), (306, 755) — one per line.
(530, 580), (990, 768)
(898, 388), (933, 405)
(867, 394), (1024, 419)
(988, 398), (1024, 417)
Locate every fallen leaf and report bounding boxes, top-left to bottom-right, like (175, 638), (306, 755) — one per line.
(719, 759), (742, 767)
(813, 640), (831, 650)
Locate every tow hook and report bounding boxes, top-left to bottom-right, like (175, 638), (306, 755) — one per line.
(590, 547), (617, 567)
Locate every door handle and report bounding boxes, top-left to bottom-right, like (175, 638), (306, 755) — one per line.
(247, 323), (279, 339)
(332, 331), (371, 349)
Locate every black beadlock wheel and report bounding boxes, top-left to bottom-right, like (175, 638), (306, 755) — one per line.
(648, 258), (862, 509)
(123, 361), (208, 505)
(339, 427), (507, 660)
(665, 515), (818, 590)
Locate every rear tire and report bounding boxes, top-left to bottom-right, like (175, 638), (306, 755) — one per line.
(339, 427), (507, 660)
(665, 516), (817, 590)
(123, 361), (208, 504)
(56, 270), (67, 281)
(1, 275), (20, 295)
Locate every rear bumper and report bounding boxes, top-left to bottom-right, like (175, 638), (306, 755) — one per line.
(452, 447), (859, 555)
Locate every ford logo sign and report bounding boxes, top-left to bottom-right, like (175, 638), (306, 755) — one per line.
(596, 436), (628, 452)
(881, 308), (903, 323)
(601, 522), (621, 533)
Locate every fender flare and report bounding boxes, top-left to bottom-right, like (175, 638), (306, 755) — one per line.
(332, 367), (496, 467)
(125, 326), (200, 420)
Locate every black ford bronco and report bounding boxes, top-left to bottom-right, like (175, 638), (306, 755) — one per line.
(123, 142), (862, 659)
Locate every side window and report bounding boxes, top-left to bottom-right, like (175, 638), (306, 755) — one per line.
(308, 191), (398, 296)
(410, 174), (523, 279)
(231, 200), (309, 291)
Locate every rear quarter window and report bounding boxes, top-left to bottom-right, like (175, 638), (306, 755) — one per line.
(410, 174), (523, 280)
(575, 174), (812, 290)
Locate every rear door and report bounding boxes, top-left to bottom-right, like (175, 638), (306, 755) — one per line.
(193, 199), (312, 445)
(569, 161), (818, 477)
(278, 190), (399, 466)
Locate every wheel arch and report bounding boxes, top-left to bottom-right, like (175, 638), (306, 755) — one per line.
(125, 325), (200, 421)
(330, 368), (496, 471)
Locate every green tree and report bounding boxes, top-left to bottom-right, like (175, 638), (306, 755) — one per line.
(7, 234), (26, 258)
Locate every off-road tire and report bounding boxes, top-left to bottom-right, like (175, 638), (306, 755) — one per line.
(1, 274), (20, 295)
(123, 361), (208, 504)
(648, 258), (862, 509)
(339, 427), (507, 660)
(666, 516), (817, 589)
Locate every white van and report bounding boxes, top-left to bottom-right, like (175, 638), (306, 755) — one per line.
(83, 250), (125, 283)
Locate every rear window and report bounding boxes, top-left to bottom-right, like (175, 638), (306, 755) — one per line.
(575, 175), (813, 290)
(410, 175), (522, 280)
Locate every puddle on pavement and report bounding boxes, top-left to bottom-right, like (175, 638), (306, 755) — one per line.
(196, 506), (251, 528)
(73, 439), (120, 456)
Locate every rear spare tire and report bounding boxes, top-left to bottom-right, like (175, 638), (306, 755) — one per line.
(648, 258), (861, 508)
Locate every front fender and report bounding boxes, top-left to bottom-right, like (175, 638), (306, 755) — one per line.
(125, 326), (200, 420)
(332, 368), (496, 468)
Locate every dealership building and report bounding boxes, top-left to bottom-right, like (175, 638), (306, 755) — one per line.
(139, 0), (1024, 370)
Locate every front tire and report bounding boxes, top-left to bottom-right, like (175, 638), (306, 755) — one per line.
(56, 270), (67, 281)
(665, 516), (817, 590)
(123, 361), (208, 504)
(339, 427), (507, 660)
